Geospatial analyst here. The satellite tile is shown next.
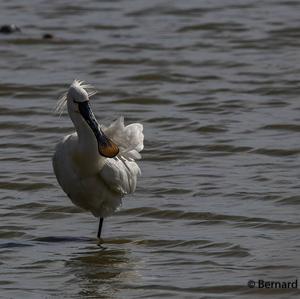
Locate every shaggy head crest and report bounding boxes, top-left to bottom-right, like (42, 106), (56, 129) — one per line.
(55, 80), (97, 115)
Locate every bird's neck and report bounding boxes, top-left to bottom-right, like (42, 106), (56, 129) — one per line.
(70, 111), (105, 175)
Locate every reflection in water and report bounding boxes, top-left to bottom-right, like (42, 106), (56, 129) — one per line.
(65, 245), (139, 298)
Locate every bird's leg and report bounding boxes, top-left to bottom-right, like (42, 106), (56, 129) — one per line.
(97, 217), (104, 239)
(97, 217), (106, 249)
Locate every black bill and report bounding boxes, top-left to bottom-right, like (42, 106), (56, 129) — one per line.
(78, 101), (119, 158)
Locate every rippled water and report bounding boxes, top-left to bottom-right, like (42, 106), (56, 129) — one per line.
(1, 0), (300, 298)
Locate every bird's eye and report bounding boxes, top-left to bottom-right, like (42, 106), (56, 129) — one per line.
(73, 100), (88, 104)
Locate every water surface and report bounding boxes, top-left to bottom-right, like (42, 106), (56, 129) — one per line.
(0, 0), (300, 298)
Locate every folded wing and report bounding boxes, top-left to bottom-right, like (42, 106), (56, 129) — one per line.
(100, 158), (141, 195)
(100, 116), (144, 195)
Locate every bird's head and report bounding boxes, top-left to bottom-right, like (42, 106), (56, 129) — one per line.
(56, 80), (119, 158)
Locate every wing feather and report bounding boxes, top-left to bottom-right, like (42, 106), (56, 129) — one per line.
(103, 117), (144, 160)
(100, 157), (141, 195)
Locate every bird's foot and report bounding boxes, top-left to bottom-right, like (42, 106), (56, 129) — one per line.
(97, 238), (106, 250)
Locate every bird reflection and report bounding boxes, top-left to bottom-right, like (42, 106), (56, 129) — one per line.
(65, 243), (139, 298)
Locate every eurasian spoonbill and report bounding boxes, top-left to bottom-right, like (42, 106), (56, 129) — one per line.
(52, 80), (144, 240)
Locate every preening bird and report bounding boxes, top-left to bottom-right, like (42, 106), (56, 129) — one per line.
(52, 80), (144, 240)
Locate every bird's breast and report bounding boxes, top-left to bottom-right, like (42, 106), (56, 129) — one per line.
(71, 148), (105, 178)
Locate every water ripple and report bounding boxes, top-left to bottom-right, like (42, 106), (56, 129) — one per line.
(1, 0), (300, 298)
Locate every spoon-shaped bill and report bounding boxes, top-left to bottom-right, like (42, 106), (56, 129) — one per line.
(78, 101), (119, 158)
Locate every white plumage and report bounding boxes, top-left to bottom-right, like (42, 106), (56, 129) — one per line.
(52, 80), (144, 227)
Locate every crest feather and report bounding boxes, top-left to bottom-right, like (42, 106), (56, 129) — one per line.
(55, 80), (97, 115)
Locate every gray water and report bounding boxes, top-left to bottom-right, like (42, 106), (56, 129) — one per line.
(0, 0), (300, 298)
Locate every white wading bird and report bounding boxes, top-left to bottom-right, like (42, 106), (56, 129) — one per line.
(52, 80), (144, 240)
